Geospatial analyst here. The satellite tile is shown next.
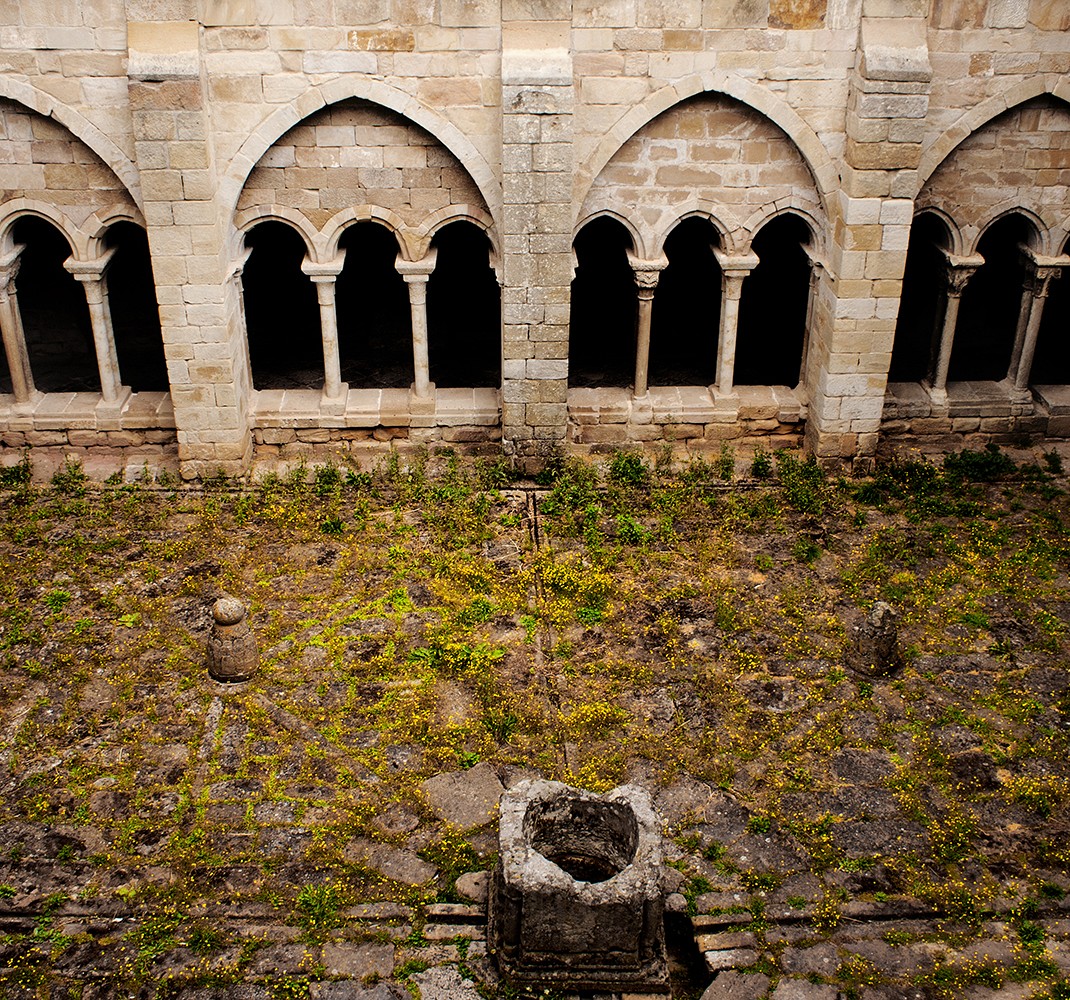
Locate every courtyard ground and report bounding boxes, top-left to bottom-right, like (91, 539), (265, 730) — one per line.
(0, 445), (1068, 1000)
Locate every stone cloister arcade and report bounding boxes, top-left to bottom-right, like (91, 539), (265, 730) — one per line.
(883, 95), (1070, 441)
(0, 11), (1068, 477)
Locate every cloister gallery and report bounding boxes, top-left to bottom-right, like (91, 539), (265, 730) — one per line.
(0, 0), (1068, 476)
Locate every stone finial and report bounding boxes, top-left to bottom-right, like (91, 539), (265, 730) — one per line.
(207, 596), (259, 682)
(845, 600), (900, 677)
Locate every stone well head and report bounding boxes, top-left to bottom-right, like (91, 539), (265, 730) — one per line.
(488, 779), (668, 992)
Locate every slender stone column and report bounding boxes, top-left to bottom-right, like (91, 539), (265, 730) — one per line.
(65, 249), (123, 403)
(0, 247), (35, 402)
(925, 253), (982, 406)
(799, 249), (826, 389)
(1006, 251), (1069, 396)
(627, 252), (668, 398)
(396, 249), (438, 400)
(229, 247), (254, 392)
(712, 250), (759, 396)
(301, 257), (347, 404)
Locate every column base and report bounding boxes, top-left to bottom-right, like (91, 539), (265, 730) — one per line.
(923, 381), (948, 412)
(629, 393), (652, 424)
(12, 389), (42, 415)
(1001, 378), (1034, 408)
(409, 383), (436, 426)
(96, 386), (133, 429)
(708, 386), (739, 422)
(321, 383), (349, 415)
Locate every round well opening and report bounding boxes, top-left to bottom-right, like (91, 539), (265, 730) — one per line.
(524, 793), (639, 883)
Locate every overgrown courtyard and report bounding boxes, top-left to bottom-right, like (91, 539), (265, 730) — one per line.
(0, 446), (1068, 999)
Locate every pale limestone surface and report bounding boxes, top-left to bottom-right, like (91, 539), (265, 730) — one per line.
(0, 1), (1067, 474)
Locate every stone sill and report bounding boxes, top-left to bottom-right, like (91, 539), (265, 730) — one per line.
(0, 390), (175, 432)
(884, 381), (1039, 420)
(251, 387), (501, 430)
(567, 384), (805, 425)
(1034, 385), (1070, 416)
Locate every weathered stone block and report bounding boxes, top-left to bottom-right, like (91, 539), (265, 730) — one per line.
(489, 780), (667, 992)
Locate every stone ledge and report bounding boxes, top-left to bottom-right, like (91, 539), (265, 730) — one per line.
(0, 391), (176, 432)
(252, 387), (501, 431)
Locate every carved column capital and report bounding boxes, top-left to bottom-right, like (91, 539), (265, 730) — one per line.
(395, 248), (438, 283)
(626, 252), (669, 300)
(301, 255), (345, 283)
(64, 247), (118, 299)
(1018, 252), (1070, 299)
(228, 246), (253, 282)
(939, 251), (984, 297)
(1013, 247), (1070, 299)
(0, 246), (23, 299)
(1028, 267), (1057, 299)
(713, 248), (759, 299)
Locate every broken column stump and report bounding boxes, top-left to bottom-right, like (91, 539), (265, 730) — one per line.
(845, 600), (900, 677)
(488, 779), (668, 992)
(206, 596), (259, 682)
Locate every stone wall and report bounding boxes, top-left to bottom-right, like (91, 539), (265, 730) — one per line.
(0, 1), (1068, 477)
(0, 99), (135, 233)
(237, 98), (488, 242)
(917, 96), (1070, 253)
(581, 93), (823, 253)
(568, 385), (805, 455)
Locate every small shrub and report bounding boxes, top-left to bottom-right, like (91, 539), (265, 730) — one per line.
(576, 605), (603, 626)
(51, 457), (87, 496)
(943, 444), (1016, 482)
(750, 445), (772, 479)
(295, 882), (345, 934)
(475, 455), (516, 489)
(482, 708), (519, 743)
(345, 468), (373, 490)
(703, 841), (727, 863)
(716, 444), (735, 480)
(187, 924), (224, 954)
(312, 463), (343, 498)
(534, 453), (567, 486)
(776, 450), (827, 514)
(747, 815), (772, 835)
(1040, 882), (1066, 900)
(0, 453), (32, 488)
(608, 450), (650, 487)
(682, 875), (714, 915)
(457, 596), (495, 626)
(616, 514), (651, 545)
(792, 537), (821, 564)
(1043, 449), (1064, 475)
(43, 589), (72, 614)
